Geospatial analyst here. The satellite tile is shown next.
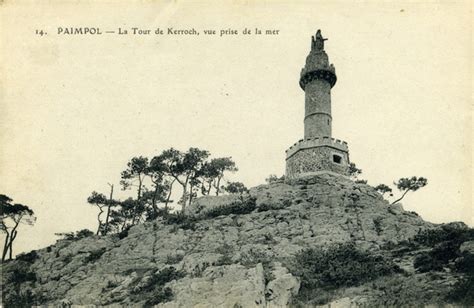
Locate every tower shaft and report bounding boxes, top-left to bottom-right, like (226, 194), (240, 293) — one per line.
(304, 78), (332, 138)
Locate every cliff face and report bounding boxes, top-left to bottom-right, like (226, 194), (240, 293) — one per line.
(2, 174), (472, 307)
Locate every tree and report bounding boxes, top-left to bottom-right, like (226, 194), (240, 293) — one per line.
(120, 156), (149, 200)
(108, 197), (140, 232)
(103, 183), (116, 235)
(1, 194), (36, 261)
(391, 176), (428, 204)
(374, 184), (393, 198)
(87, 191), (108, 235)
(151, 153), (177, 211)
(87, 186), (118, 236)
(120, 156), (149, 224)
(147, 156), (172, 216)
(201, 157), (238, 196)
(161, 147), (210, 212)
(223, 181), (249, 195)
(348, 162), (362, 180)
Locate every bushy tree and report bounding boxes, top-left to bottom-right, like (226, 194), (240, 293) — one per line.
(160, 148), (210, 212)
(374, 184), (393, 197)
(147, 155), (172, 214)
(1, 195), (36, 261)
(348, 162), (362, 180)
(265, 174), (285, 184)
(120, 156), (149, 200)
(223, 181), (249, 195)
(392, 177), (428, 204)
(200, 157), (237, 196)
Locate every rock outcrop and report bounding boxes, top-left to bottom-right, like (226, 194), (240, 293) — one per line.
(2, 174), (472, 307)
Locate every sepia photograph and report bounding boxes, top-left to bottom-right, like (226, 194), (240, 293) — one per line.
(1, 1), (472, 306)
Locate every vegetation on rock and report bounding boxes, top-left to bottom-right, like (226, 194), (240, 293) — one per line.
(290, 242), (401, 305)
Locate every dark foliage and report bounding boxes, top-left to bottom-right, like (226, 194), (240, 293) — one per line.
(290, 242), (401, 304)
(257, 199), (291, 212)
(2, 262), (42, 306)
(412, 224), (474, 273)
(5, 289), (36, 307)
(7, 266), (37, 284)
(146, 267), (185, 291)
(16, 250), (39, 263)
(143, 287), (174, 306)
(56, 229), (94, 241)
(413, 253), (444, 273)
(130, 267), (184, 305)
(447, 250), (474, 305)
(84, 248), (106, 263)
(163, 212), (197, 230)
(165, 254), (184, 265)
(414, 224), (474, 247)
(118, 225), (132, 239)
(203, 197), (256, 218)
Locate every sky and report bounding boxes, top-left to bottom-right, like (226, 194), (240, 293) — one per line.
(1, 1), (472, 256)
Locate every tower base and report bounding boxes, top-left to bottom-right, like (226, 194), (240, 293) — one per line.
(285, 137), (349, 180)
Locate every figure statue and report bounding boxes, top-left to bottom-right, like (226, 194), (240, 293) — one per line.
(312, 29), (327, 51)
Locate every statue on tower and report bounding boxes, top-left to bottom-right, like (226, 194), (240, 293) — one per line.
(311, 29), (327, 51)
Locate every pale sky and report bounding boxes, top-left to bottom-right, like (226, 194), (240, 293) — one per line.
(1, 1), (472, 256)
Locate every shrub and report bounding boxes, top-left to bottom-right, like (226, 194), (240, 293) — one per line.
(257, 200), (289, 212)
(76, 229), (95, 238)
(7, 266), (37, 284)
(413, 224), (473, 247)
(163, 212), (197, 230)
(448, 276), (474, 306)
(62, 255), (73, 264)
(118, 225), (131, 239)
(165, 254), (184, 265)
(240, 249), (271, 267)
(413, 253), (443, 273)
(373, 218), (383, 236)
(2, 263), (43, 306)
(84, 248), (106, 263)
(55, 229), (94, 240)
(143, 287), (174, 305)
(412, 224), (474, 272)
(130, 267), (184, 305)
(203, 197), (256, 218)
(132, 267), (185, 294)
(447, 249), (474, 305)
(216, 243), (234, 265)
(16, 250), (38, 263)
(149, 267), (185, 288)
(4, 290), (37, 307)
(290, 242), (401, 304)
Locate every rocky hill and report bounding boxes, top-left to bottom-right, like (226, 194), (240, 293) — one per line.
(2, 174), (473, 307)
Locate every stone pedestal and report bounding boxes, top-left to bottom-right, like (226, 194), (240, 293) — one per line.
(286, 137), (349, 179)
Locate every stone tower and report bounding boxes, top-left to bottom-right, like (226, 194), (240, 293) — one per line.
(286, 30), (350, 179)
